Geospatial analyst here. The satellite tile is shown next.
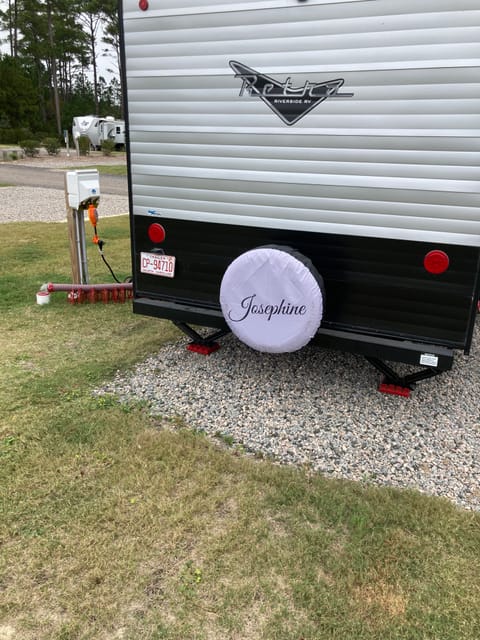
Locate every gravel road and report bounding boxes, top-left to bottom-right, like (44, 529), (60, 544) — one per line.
(0, 150), (129, 223)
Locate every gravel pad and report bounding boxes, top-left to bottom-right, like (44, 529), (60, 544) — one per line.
(0, 187), (128, 223)
(96, 324), (480, 511)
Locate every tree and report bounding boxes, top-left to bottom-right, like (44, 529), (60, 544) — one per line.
(0, 54), (39, 132)
(99, 0), (122, 114)
(1, 0), (20, 57)
(13, 0), (89, 134)
(79, 0), (104, 116)
(0, 0), (123, 135)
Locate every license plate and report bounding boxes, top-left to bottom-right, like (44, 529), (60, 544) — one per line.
(140, 252), (176, 278)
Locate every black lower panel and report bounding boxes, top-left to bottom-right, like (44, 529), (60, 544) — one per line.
(132, 216), (480, 351)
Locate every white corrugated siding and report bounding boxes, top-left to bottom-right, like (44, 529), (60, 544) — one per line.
(122, 0), (480, 246)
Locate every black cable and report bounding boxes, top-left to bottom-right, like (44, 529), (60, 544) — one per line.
(92, 222), (130, 284)
(99, 250), (121, 283)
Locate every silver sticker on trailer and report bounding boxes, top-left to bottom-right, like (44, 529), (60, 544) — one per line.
(420, 353), (438, 367)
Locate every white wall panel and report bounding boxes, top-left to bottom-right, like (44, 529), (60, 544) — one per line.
(122, 0), (480, 245)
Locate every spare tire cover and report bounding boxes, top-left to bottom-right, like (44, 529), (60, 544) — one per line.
(219, 245), (324, 353)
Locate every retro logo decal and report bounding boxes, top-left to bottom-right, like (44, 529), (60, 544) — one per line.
(230, 60), (354, 126)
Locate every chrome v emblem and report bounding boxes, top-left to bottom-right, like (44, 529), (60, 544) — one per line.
(230, 60), (354, 126)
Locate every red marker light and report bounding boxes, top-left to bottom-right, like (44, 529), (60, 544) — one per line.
(139, 0), (148, 10)
(148, 223), (166, 244)
(424, 250), (449, 274)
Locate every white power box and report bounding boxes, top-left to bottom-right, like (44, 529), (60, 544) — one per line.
(66, 169), (100, 209)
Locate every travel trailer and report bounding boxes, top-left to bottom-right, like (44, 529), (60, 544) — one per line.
(72, 115), (125, 150)
(120, 0), (480, 393)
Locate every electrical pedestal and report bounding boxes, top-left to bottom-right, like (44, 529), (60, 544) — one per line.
(64, 170), (100, 284)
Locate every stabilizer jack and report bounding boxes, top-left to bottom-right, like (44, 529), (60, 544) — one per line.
(173, 322), (230, 355)
(366, 357), (443, 397)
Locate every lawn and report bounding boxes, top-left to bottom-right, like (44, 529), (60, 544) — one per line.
(66, 163), (127, 176)
(0, 217), (479, 640)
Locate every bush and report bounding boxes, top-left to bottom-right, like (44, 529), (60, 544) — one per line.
(77, 135), (90, 156)
(19, 139), (40, 157)
(34, 131), (49, 143)
(101, 139), (116, 156)
(43, 137), (61, 155)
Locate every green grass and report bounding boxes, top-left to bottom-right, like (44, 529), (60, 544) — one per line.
(67, 163), (127, 176)
(0, 218), (479, 640)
